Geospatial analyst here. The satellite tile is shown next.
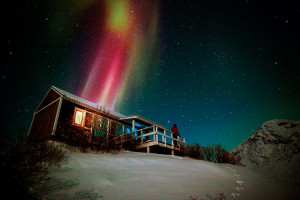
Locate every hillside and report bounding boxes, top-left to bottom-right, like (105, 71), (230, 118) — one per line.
(36, 150), (299, 200)
(231, 119), (300, 186)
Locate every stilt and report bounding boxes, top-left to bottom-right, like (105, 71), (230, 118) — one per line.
(171, 149), (174, 156)
(147, 146), (150, 153)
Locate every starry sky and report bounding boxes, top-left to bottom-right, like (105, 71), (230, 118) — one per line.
(1, 0), (299, 150)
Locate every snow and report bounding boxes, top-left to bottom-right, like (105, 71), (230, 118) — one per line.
(43, 151), (300, 200)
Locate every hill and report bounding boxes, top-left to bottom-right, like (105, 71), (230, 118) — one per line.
(36, 150), (299, 199)
(231, 119), (300, 186)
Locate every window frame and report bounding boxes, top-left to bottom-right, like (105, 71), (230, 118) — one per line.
(73, 107), (86, 127)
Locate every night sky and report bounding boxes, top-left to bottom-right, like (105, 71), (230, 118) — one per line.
(1, 0), (299, 150)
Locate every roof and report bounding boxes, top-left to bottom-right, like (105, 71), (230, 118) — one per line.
(51, 86), (125, 118)
(50, 86), (167, 129)
(120, 115), (168, 130)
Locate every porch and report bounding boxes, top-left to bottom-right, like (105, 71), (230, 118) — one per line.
(116, 116), (186, 155)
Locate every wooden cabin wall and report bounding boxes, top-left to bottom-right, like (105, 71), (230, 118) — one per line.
(55, 100), (93, 144)
(37, 89), (60, 111)
(28, 100), (59, 141)
(55, 100), (122, 145)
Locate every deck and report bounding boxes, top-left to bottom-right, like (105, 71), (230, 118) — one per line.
(115, 125), (186, 155)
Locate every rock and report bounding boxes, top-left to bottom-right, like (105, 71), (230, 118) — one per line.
(231, 119), (300, 186)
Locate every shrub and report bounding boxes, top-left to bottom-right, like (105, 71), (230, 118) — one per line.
(121, 134), (139, 151)
(189, 193), (227, 200)
(0, 138), (64, 199)
(206, 193), (227, 200)
(185, 143), (241, 164)
(186, 143), (204, 160)
(202, 145), (216, 162)
(227, 151), (242, 165)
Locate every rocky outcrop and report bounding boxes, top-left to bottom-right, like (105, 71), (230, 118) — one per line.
(231, 119), (300, 186)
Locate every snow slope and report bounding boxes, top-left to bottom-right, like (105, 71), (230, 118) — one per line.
(42, 151), (299, 200)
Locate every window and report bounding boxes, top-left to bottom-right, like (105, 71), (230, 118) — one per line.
(73, 107), (86, 127)
(125, 125), (132, 133)
(116, 123), (123, 135)
(92, 116), (109, 136)
(85, 112), (93, 128)
(75, 111), (83, 125)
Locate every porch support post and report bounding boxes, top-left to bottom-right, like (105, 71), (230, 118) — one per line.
(120, 124), (125, 149)
(132, 119), (135, 132)
(107, 120), (110, 139)
(153, 126), (155, 141)
(164, 130), (166, 147)
(155, 126), (158, 141)
(132, 119), (135, 138)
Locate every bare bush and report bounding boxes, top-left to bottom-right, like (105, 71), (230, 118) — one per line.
(185, 143), (240, 165)
(189, 193), (227, 200)
(206, 193), (227, 200)
(202, 145), (216, 162)
(227, 151), (242, 165)
(91, 115), (120, 152)
(214, 143), (228, 163)
(186, 143), (204, 160)
(121, 134), (139, 150)
(0, 138), (64, 199)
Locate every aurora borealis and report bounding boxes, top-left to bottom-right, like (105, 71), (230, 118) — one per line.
(80, 0), (159, 110)
(1, 0), (299, 150)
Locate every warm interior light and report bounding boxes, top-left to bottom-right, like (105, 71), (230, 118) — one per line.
(75, 110), (83, 125)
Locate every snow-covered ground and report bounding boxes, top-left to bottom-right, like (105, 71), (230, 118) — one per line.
(42, 151), (300, 200)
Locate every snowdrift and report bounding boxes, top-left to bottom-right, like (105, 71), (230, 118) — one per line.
(42, 151), (299, 200)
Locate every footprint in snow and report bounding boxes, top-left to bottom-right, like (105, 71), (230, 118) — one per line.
(226, 165), (245, 198)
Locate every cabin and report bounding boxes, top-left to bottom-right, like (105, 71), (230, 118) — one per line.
(28, 86), (186, 155)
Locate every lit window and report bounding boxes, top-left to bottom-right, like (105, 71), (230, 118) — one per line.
(75, 110), (83, 125)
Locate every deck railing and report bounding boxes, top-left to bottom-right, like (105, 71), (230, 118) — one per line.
(115, 125), (186, 149)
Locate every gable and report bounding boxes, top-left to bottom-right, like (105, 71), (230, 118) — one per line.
(36, 88), (61, 112)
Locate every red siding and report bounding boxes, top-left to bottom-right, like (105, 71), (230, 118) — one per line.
(37, 89), (60, 111)
(28, 100), (59, 141)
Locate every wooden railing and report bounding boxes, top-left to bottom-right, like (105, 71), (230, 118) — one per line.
(115, 125), (186, 149)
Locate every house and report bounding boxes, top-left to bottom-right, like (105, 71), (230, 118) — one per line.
(28, 86), (186, 155)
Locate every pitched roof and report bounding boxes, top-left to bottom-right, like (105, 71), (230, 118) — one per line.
(51, 86), (125, 118)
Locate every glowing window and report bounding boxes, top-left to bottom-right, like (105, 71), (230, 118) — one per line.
(75, 110), (83, 125)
